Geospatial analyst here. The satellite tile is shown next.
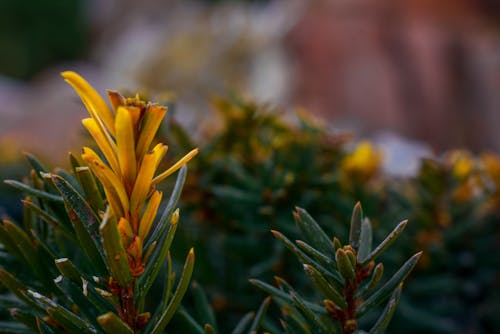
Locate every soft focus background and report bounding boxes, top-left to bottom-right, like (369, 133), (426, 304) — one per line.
(1, 0), (500, 332)
(1, 0), (500, 160)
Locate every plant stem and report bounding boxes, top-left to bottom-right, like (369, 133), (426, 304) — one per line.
(119, 282), (137, 332)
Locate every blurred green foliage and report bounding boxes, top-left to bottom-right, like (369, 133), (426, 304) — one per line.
(163, 96), (500, 333)
(0, 0), (86, 79)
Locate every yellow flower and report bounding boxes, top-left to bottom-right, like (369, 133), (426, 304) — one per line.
(62, 71), (198, 276)
(341, 141), (382, 180)
(446, 150), (475, 180)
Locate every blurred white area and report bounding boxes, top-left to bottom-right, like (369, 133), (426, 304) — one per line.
(375, 132), (433, 178)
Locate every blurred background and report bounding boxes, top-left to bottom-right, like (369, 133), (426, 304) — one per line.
(1, 0), (500, 161)
(1, 1), (500, 333)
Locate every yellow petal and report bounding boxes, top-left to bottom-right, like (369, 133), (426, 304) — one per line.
(115, 107), (137, 189)
(152, 148), (198, 185)
(138, 191), (163, 240)
(129, 144), (166, 216)
(82, 147), (130, 217)
(61, 71), (115, 135)
(136, 104), (167, 162)
(127, 235), (143, 262)
(118, 217), (134, 247)
(129, 150), (158, 219)
(82, 118), (120, 173)
(107, 90), (126, 111)
(151, 143), (168, 170)
(127, 106), (142, 133)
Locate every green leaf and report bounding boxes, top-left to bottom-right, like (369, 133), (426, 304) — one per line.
(28, 291), (98, 334)
(290, 292), (330, 334)
(357, 252), (422, 316)
(359, 220), (408, 266)
(99, 209), (132, 287)
(0, 270), (44, 312)
(4, 180), (63, 202)
(149, 248), (195, 334)
(302, 264), (347, 309)
(0, 224), (25, 264)
(231, 312), (254, 334)
(271, 230), (342, 285)
(21, 200), (75, 242)
(192, 281), (217, 332)
(349, 202), (363, 250)
(50, 174), (102, 250)
(1, 221), (53, 288)
(54, 258), (81, 283)
(174, 309), (205, 334)
(163, 252), (174, 313)
(280, 307), (314, 334)
(97, 312), (133, 334)
(333, 237), (342, 252)
(369, 284), (402, 334)
(248, 279), (326, 315)
(356, 218), (372, 262)
(74, 167), (105, 213)
(9, 308), (38, 331)
(296, 240), (334, 269)
(50, 174), (107, 275)
(55, 169), (82, 194)
(69, 152), (82, 171)
(335, 248), (355, 281)
(145, 165), (186, 250)
(247, 296), (271, 334)
(139, 210), (179, 298)
(24, 153), (49, 175)
(358, 263), (383, 297)
(294, 208), (335, 258)
(22, 197), (36, 233)
(53, 277), (100, 326)
(28, 229), (59, 263)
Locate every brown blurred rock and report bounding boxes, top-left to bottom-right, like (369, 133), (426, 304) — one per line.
(286, 0), (500, 152)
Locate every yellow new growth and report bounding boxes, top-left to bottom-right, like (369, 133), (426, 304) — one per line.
(341, 141), (382, 180)
(62, 71), (198, 276)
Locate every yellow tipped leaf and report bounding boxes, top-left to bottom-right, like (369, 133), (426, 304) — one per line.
(115, 107), (137, 188)
(82, 118), (120, 173)
(152, 148), (198, 185)
(82, 147), (130, 217)
(138, 191), (163, 240)
(130, 144), (167, 222)
(118, 217), (134, 247)
(136, 104), (167, 161)
(129, 153), (157, 222)
(107, 90), (125, 111)
(61, 71), (115, 135)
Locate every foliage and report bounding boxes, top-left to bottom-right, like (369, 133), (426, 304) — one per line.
(163, 97), (391, 330)
(0, 76), (498, 334)
(165, 97), (500, 333)
(250, 203), (421, 334)
(0, 72), (197, 333)
(386, 151), (500, 333)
